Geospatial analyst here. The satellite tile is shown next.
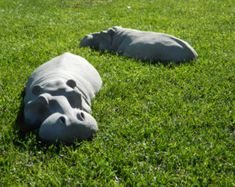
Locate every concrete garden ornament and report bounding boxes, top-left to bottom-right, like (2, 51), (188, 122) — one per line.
(23, 52), (102, 143)
(80, 26), (198, 63)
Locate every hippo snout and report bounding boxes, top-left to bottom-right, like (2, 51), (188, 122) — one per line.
(80, 34), (93, 47)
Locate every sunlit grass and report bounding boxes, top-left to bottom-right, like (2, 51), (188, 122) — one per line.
(0, 0), (234, 186)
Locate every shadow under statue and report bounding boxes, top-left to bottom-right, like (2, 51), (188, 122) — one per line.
(17, 52), (102, 144)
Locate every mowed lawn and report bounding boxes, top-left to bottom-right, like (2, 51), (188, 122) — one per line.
(0, 0), (234, 186)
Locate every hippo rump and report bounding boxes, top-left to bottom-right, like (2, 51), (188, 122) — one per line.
(23, 52), (102, 143)
(80, 26), (198, 63)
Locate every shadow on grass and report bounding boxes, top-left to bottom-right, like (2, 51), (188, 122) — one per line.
(14, 90), (32, 138)
(81, 47), (196, 67)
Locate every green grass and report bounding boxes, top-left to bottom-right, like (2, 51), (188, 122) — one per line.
(0, 0), (234, 186)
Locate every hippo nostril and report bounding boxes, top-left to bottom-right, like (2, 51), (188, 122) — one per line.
(59, 116), (66, 125)
(32, 85), (42, 95)
(81, 112), (85, 120)
(77, 112), (85, 121)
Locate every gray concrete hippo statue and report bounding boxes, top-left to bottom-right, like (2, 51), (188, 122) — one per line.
(23, 52), (102, 143)
(80, 26), (198, 63)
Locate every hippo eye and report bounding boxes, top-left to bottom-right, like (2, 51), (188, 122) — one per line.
(66, 79), (76, 89)
(38, 95), (49, 106)
(59, 116), (66, 125)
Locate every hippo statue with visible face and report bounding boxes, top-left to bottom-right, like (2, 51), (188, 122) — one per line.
(23, 52), (102, 143)
(80, 26), (198, 63)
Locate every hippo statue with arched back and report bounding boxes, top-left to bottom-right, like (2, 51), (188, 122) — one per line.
(80, 26), (198, 63)
(23, 52), (102, 143)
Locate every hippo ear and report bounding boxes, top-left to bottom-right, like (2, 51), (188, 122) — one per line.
(32, 85), (42, 95)
(107, 28), (115, 38)
(113, 26), (121, 31)
(66, 79), (77, 88)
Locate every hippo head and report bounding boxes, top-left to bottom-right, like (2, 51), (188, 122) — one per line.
(24, 78), (97, 143)
(80, 27), (116, 51)
(37, 94), (98, 143)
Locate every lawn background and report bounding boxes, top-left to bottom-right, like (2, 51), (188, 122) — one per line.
(0, 0), (234, 186)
